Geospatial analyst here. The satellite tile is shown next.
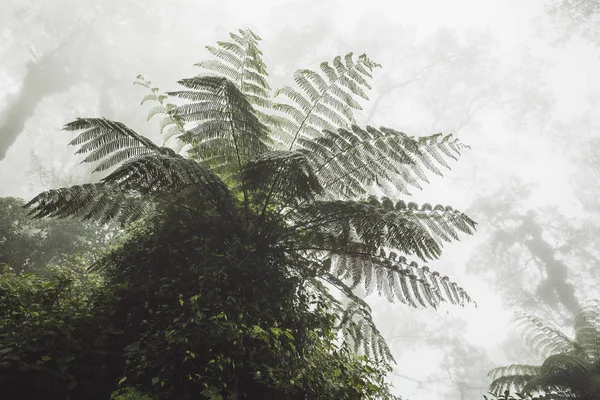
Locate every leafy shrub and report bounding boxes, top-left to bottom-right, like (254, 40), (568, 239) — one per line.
(0, 264), (126, 400)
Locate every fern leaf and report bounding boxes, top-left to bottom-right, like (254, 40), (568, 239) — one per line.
(515, 314), (575, 358)
(168, 76), (270, 181)
(103, 154), (234, 210)
(327, 250), (473, 308)
(487, 366), (539, 395)
(296, 125), (468, 198)
(574, 301), (600, 360)
(64, 118), (163, 172)
(195, 29), (272, 123)
(243, 150), (323, 206)
(23, 183), (152, 225)
(274, 53), (380, 150)
(296, 197), (475, 260)
(322, 271), (395, 364)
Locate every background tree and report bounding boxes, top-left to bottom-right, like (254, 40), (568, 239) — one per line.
(0, 196), (116, 273)
(545, 0), (600, 44)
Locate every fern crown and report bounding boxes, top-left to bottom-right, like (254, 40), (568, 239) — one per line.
(25, 28), (476, 363)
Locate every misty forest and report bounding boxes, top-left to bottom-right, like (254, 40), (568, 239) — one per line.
(1, 1), (600, 399)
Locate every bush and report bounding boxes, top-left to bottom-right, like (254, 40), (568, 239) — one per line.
(0, 263), (126, 400)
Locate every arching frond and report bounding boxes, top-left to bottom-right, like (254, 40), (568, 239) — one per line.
(24, 155), (234, 225)
(297, 126), (469, 198)
(295, 198), (475, 260)
(103, 154), (234, 211)
(168, 76), (270, 182)
(274, 53), (380, 149)
(242, 150), (323, 206)
(515, 314), (576, 358)
(574, 301), (600, 361)
(488, 365), (542, 382)
(23, 183), (153, 226)
(488, 373), (538, 396)
(321, 271), (395, 364)
(64, 118), (165, 172)
(328, 250), (474, 308)
(195, 29), (272, 122)
(539, 353), (592, 376)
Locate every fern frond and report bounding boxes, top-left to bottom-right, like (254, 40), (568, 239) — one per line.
(321, 271), (395, 364)
(242, 150), (324, 206)
(488, 364), (542, 382)
(273, 53), (380, 149)
(134, 75), (187, 148)
(195, 29), (272, 123)
(574, 300), (600, 361)
(23, 183), (153, 225)
(296, 197), (474, 260)
(365, 196), (476, 244)
(296, 199), (439, 259)
(103, 154), (234, 210)
(64, 118), (165, 172)
(168, 76), (270, 181)
(488, 371), (538, 395)
(515, 314), (576, 358)
(296, 126), (468, 198)
(24, 154), (234, 224)
(328, 249), (474, 308)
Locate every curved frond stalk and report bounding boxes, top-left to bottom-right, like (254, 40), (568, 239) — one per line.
(328, 249), (475, 308)
(23, 182), (153, 225)
(195, 29), (272, 123)
(574, 300), (600, 361)
(242, 150), (324, 207)
(273, 53), (380, 150)
(168, 76), (270, 184)
(64, 118), (166, 172)
(321, 271), (395, 364)
(134, 75), (187, 150)
(514, 314), (576, 358)
(298, 126), (469, 199)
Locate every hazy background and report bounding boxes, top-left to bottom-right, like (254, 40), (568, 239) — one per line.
(1, 0), (599, 398)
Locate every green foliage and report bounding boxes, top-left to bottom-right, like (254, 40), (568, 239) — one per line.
(0, 261), (125, 400)
(488, 301), (600, 399)
(18, 28), (478, 398)
(110, 387), (153, 400)
(98, 204), (401, 399)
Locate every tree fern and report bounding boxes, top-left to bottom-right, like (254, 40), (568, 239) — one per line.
(488, 302), (600, 398)
(24, 29), (477, 367)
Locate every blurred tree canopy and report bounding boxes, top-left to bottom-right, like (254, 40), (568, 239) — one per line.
(0, 196), (116, 273)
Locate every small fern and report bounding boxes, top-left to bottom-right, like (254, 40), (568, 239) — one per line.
(134, 75), (186, 151)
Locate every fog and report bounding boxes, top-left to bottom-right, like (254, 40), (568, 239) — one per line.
(1, 0), (599, 399)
